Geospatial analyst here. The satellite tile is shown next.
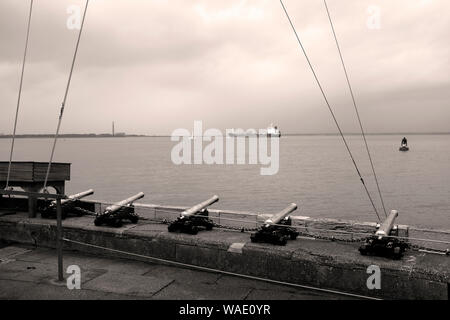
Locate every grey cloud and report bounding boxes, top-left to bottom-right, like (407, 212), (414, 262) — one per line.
(0, 0), (449, 135)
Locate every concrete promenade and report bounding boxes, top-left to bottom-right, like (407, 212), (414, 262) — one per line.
(0, 243), (347, 300)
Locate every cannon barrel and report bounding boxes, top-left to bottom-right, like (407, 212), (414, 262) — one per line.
(264, 203), (297, 225)
(375, 210), (398, 238)
(181, 195), (219, 217)
(60, 189), (94, 205)
(104, 192), (145, 214)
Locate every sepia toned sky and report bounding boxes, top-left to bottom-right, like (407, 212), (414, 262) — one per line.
(0, 0), (449, 135)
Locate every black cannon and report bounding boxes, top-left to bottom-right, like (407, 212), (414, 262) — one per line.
(250, 203), (299, 245)
(168, 195), (218, 234)
(359, 210), (408, 259)
(40, 189), (94, 219)
(94, 192), (143, 228)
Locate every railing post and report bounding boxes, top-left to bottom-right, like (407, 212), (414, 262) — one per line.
(56, 198), (63, 282)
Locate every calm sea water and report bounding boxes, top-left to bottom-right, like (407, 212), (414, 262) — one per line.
(1, 135), (449, 229)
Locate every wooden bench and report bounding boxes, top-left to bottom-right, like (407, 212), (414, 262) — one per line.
(0, 161), (71, 217)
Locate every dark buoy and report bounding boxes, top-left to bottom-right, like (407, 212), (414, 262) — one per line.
(399, 137), (409, 151)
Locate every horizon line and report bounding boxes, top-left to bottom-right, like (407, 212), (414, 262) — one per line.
(0, 132), (449, 138)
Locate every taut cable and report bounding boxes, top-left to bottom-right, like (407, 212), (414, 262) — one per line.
(5, 0), (34, 190)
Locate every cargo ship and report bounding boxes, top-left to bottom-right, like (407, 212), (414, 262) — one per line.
(227, 124), (281, 137)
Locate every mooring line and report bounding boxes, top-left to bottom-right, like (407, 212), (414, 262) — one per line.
(5, 0), (34, 190)
(323, 0), (387, 218)
(62, 237), (381, 300)
(43, 0), (90, 190)
(279, 0), (381, 221)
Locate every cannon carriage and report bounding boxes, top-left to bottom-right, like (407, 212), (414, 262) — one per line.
(359, 210), (408, 259)
(40, 189), (94, 219)
(250, 203), (299, 245)
(168, 195), (218, 234)
(94, 192), (144, 227)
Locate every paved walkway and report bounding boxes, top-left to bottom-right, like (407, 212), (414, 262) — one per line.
(0, 243), (350, 300)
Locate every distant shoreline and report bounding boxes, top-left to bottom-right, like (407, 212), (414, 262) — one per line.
(0, 134), (147, 139)
(0, 132), (449, 139)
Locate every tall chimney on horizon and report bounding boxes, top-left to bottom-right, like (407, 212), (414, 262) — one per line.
(112, 121), (115, 137)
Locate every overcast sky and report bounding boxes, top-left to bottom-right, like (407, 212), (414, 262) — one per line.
(0, 0), (449, 135)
